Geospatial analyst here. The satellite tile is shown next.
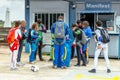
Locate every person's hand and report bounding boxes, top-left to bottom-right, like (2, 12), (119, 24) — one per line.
(72, 27), (76, 31)
(24, 30), (27, 33)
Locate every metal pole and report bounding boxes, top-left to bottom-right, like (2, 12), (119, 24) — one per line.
(25, 0), (30, 53)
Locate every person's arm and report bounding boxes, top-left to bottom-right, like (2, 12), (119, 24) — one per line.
(51, 23), (55, 39)
(31, 30), (38, 38)
(64, 23), (69, 36)
(41, 24), (47, 33)
(87, 27), (92, 38)
(16, 29), (22, 40)
(95, 29), (102, 49)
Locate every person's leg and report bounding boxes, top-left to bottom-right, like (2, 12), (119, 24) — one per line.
(83, 50), (87, 62)
(10, 50), (14, 69)
(86, 47), (89, 63)
(17, 41), (23, 62)
(38, 41), (44, 61)
(88, 48), (101, 73)
(34, 48), (37, 60)
(53, 44), (59, 67)
(86, 42), (90, 64)
(13, 49), (19, 69)
(60, 43), (66, 68)
(103, 45), (111, 73)
(71, 45), (75, 59)
(80, 48), (86, 66)
(75, 45), (80, 66)
(49, 46), (54, 61)
(93, 48), (101, 69)
(29, 43), (36, 63)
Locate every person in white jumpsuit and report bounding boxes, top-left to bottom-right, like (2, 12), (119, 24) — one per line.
(9, 21), (22, 71)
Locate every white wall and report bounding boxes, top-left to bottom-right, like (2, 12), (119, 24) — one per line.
(30, 0), (69, 26)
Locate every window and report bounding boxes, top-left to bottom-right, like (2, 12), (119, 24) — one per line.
(77, 12), (115, 32)
(98, 13), (114, 31)
(34, 13), (64, 30)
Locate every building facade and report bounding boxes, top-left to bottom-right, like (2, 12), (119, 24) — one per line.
(25, 0), (120, 58)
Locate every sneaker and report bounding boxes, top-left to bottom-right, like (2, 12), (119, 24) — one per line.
(14, 68), (19, 71)
(74, 64), (80, 67)
(10, 68), (19, 71)
(61, 66), (67, 69)
(81, 64), (87, 66)
(88, 69), (96, 73)
(40, 58), (45, 61)
(29, 61), (35, 64)
(107, 69), (111, 73)
(17, 62), (25, 66)
(53, 65), (57, 69)
(10, 68), (14, 71)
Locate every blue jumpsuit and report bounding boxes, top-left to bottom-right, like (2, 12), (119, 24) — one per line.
(51, 20), (69, 67)
(64, 27), (74, 67)
(29, 29), (38, 62)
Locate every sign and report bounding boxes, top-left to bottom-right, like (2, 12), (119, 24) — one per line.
(85, 2), (111, 10)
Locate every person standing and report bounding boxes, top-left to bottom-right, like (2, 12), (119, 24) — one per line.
(72, 24), (87, 66)
(51, 16), (69, 69)
(17, 21), (27, 66)
(7, 21), (22, 70)
(88, 21), (111, 73)
(82, 21), (92, 64)
(29, 23), (38, 64)
(35, 19), (46, 61)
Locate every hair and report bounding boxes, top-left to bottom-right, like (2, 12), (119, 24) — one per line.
(21, 20), (26, 24)
(58, 16), (64, 20)
(77, 20), (82, 25)
(32, 23), (38, 30)
(96, 21), (103, 27)
(14, 21), (21, 27)
(37, 19), (42, 24)
(82, 21), (89, 27)
(72, 24), (77, 28)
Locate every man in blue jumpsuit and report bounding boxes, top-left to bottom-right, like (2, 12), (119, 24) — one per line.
(51, 16), (69, 69)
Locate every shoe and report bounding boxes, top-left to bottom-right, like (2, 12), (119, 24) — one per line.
(88, 69), (96, 73)
(17, 62), (25, 66)
(81, 64), (86, 66)
(48, 58), (53, 61)
(53, 65), (57, 69)
(14, 68), (19, 71)
(107, 69), (111, 73)
(10, 68), (19, 71)
(29, 61), (35, 64)
(40, 58), (45, 61)
(10, 68), (14, 71)
(61, 66), (67, 69)
(74, 64), (80, 66)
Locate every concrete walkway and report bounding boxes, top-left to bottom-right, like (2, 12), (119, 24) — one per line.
(0, 47), (120, 80)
